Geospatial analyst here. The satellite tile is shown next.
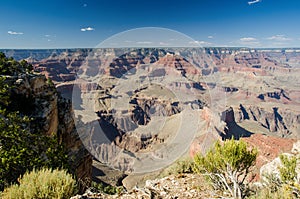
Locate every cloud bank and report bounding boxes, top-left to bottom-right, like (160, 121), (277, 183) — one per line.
(239, 37), (261, 46)
(267, 35), (292, 41)
(189, 40), (212, 46)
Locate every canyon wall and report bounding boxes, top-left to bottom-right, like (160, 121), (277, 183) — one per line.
(8, 73), (92, 184)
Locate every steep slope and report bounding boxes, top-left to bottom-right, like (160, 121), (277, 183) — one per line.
(4, 72), (92, 186)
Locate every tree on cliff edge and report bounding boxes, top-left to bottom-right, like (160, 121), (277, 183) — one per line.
(193, 139), (258, 199)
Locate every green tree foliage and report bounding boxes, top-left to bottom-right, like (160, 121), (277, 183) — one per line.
(1, 168), (76, 199)
(279, 154), (297, 184)
(90, 182), (122, 195)
(0, 52), (33, 75)
(0, 53), (69, 190)
(0, 76), (10, 106)
(0, 111), (69, 190)
(278, 154), (300, 198)
(193, 139), (258, 199)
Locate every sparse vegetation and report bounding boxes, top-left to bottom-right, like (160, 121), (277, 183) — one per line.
(248, 185), (289, 199)
(90, 181), (123, 195)
(248, 154), (300, 199)
(193, 139), (258, 199)
(159, 157), (195, 177)
(1, 168), (76, 199)
(279, 154), (298, 184)
(46, 78), (55, 86)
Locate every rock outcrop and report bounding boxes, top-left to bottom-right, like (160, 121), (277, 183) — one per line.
(260, 140), (300, 182)
(71, 173), (212, 199)
(242, 134), (295, 180)
(7, 73), (92, 185)
(232, 104), (299, 138)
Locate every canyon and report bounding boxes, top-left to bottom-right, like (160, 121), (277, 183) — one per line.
(1, 47), (299, 190)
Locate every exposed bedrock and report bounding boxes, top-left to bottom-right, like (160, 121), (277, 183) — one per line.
(221, 107), (252, 139)
(95, 96), (187, 145)
(232, 104), (299, 137)
(7, 74), (92, 187)
(257, 89), (291, 101)
(11, 48), (298, 87)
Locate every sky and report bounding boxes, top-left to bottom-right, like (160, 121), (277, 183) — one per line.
(0, 0), (300, 49)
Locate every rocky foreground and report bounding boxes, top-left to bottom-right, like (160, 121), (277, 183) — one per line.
(72, 139), (300, 199)
(71, 173), (212, 199)
(71, 140), (300, 199)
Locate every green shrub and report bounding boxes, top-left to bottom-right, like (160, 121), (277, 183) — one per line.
(248, 154), (300, 199)
(1, 168), (77, 199)
(160, 157), (194, 177)
(46, 78), (54, 87)
(172, 157), (195, 174)
(90, 181), (122, 195)
(248, 182), (300, 199)
(193, 139), (258, 199)
(0, 76), (10, 106)
(279, 154), (297, 184)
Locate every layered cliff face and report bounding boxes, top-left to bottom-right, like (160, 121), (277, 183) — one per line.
(6, 47), (299, 150)
(8, 73), (92, 184)
(233, 105), (299, 137)
(2, 48), (299, 189)
(3, 48), (300, 79)
(72, 49), (210, 175)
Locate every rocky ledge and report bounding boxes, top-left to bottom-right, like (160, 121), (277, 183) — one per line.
(71, 173), (215, 199)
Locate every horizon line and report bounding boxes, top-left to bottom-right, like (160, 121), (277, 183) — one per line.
(1, 47), (300, 50)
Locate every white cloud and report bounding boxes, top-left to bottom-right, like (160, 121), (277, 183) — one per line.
(239, 37), (261, 46)
(159, 42), (169, 46)
(45, 34), (51, 37)
(189, 40), (212, 46)
(248, 0), (261, 5)
(240, 37), (257, 42)
(8, 30), (23, 35)
(83, 3), (87, 7)
(136, 41), (153, 44)
(267, 35), (292, 41)
(208, 36), (214, 39)
(81, 27), (94, 32)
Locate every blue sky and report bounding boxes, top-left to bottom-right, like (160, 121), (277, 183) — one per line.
(1, 0), (300, 49)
